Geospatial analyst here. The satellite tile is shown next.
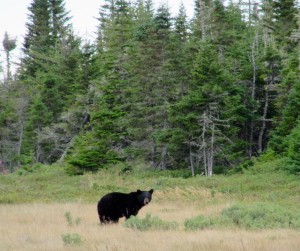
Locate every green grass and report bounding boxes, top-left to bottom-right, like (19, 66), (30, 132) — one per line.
(61, 233), (84, 246)
(221, 203), (300, 229)
(0, 159), (299, 210)
(124, 214), (179, 231)
(184, 202), (300, 231)
(0, 159), (300, 231)
(184, 215), (217, 231)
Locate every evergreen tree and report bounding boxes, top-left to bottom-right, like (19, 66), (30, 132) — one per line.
(172, 3), (191, 97)
(24, 92), (52, 163)
(22, 0), (52, 77)
(0, 83), (28, 170)
(4, 0), (300, 175)
(49, 0), (71, 41)
(269, 53), (300, 153)
(67, 0), (134, 172)
(123, 3), (175, 169)
(264, 0), (299, 156)
(169, 41), (246, 174)
(272, 0), (298, 47)
(22, 0), (73, 78)
(20, 0), (84, 165)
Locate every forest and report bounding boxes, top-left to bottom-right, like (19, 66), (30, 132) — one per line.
(1, 0), (300, 176)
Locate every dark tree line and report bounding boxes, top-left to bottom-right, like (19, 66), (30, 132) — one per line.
(0, 0), (300, 175)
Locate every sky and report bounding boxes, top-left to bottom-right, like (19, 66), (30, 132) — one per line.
(0, 0), (195, 75)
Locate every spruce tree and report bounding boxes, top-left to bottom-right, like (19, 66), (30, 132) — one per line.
(66, 0), (134, 172)
(272, 0), (298, 47)
(123, 3), (174, 169)
(20, 0), (83, 165)
(49, 0), (71, 41)
(22, 0), (52, 77)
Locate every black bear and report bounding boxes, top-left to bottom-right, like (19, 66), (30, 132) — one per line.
(97, 189), (154, 224)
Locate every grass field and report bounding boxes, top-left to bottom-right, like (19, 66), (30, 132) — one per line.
(1, 202), (300, 251)
(0, 160), (300, 250)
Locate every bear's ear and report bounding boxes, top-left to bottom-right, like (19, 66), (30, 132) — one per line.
(137, 189), (142, 194)
(149, 189), (154, 194)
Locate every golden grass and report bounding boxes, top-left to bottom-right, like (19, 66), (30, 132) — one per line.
(1, 201), (300, 251)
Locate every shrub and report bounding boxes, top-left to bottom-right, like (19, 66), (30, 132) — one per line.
(221, 203), (299, 229)
(283, 158), (300, 175)
(64, 211), (81, 227)
(184, 215), (216, 231)
(16, 163), (44, 176)
(62, 233), (83, 246)
(124, 214), (178, 231)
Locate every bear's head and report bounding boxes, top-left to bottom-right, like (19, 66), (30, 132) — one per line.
(136, 189), (153, 206)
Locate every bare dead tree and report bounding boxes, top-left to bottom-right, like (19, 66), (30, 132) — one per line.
(258, 61), (278, 154)
(248, 5), (260, 158)
(258, 85), (269, 153)
(187, 106), (230, 177)
(198, 0), (206, 40)
(15, 86), (28, 167)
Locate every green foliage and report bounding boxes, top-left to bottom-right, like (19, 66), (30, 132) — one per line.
(283, 159), (300, 175)
(64, 211), (81, 227)
(268, 53), (300, 155)
(124, 214), (179, 231)
(66, 128), (121, 174)
(221, 203), (300, 229)
(0, 160), (299, 225)
(286, 120), (300, 161)
(61, 233), (84, 246)
(184, 215), (216, 231)
(272, 0), (298, 46)
(184, 203), (300, 230)
(16, 163), (44, 176)
(2, 0), (300, 177)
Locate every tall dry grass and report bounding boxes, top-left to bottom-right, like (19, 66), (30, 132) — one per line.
(1, 202), (300, 251)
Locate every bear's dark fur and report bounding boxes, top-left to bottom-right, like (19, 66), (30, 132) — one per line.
(97, 189), (154, 224)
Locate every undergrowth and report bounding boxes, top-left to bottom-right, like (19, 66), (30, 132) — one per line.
(124, 214), (179, 231)
(0, 159), (299, 210)
(184, 202), (300, 231)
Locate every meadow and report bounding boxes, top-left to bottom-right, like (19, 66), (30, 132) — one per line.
(0, 159), (300, 250)
(1, 202), (300, 251)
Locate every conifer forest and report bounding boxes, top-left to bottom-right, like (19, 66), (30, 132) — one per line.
(1, 0), (300, 176)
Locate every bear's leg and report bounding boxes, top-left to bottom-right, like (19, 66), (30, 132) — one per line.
(99, 215), (119, 224)
(99, 215), (110, 224)
(110, 218), (119, 223)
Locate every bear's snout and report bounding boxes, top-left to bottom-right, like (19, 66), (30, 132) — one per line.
(144, 198), (150, 205)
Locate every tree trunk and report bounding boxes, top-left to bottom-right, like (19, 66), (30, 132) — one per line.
(16, 92), (28, 167)
(198, 0), (206, 40)
(258, 85), (270, 154)
(207, 123), (215, 176)
(189, 145), (195, 177)
(249, 28), (258, 157)
(201, 113), (208, 176)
